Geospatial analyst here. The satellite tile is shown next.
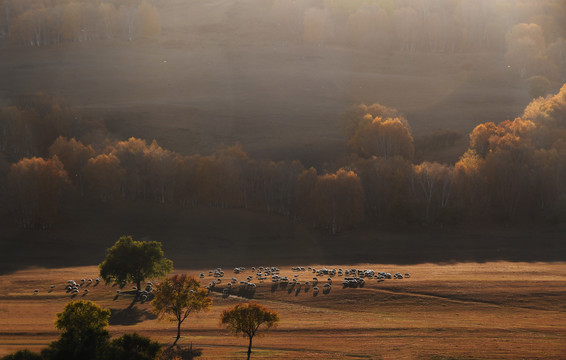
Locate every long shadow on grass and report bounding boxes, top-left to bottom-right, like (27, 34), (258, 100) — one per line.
(109, 307), (157, 326)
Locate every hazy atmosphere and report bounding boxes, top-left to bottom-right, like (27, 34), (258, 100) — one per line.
(0, 0), (565, 359)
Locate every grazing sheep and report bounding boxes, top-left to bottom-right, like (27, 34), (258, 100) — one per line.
(33, 289), (39, 294)
(116, 290), (121, 294)
(84, 289), (88, 294)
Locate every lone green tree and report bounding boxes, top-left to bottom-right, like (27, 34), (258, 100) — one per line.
(42, 300), (111, 360)
(151, 274), (212, 346)
(220, 302), (280, 360)
(99, 235), (173, 290)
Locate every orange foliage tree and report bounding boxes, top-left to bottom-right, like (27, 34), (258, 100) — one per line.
(453, 150), (487, 221)
(0, 93), (72, 157)
(48, 137), (94, 194)
(220, 302), (279, 360)
(342, 104), (414, 160)
(196, 144), (247, 208)
(152, 275), (212, 346)
(8, 156), (69, 228)
(353, 156), (415, 222)
(302, 168), (365, 234)
(83, 153), (125, 202)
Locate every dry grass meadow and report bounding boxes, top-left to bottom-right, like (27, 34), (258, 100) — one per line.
(0, 262), (564, 359)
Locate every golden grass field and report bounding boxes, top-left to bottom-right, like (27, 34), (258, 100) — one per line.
(0, 262), (564, 359)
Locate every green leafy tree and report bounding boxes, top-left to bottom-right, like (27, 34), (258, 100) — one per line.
(1, 350), (43, 360)
(151, 274), (212, 346)
(220, 302), (280, 360)
(42, 300), (111, 360)
(99, 235), (173, 290)
(103, 333), (161, 360)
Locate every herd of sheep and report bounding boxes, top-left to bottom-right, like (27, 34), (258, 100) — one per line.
(202, 266), (411, 298)
(32, 277), (155, 303)
(32, 266), (410, 299)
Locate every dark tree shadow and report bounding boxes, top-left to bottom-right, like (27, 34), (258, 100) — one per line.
(109, 307), (157, 326)
(161, 344), (202, 360)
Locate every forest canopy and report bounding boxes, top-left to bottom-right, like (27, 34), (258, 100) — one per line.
(1, 85), (566, 232)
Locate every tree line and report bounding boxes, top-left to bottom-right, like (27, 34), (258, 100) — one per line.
(275, 0), (566, 81)
(3, 1), (565, 81)
(0, 0), (160, 46)
(1, 85), (566, 233)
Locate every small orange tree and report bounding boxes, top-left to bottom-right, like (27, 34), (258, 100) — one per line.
(151, 275), (212, 346)
(220, 302), (280, 360)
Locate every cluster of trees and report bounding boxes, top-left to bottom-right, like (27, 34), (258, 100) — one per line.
(3, 237), (280, 360)
(0, 0), (160, 46)
(273, 0), (566, 81)
(273, 1), (564, 51)
(504, 22), (566, 81)
(1, 85), (566, 232)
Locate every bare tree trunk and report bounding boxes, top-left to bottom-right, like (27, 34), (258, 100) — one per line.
(247, 336), (253, 360)
(173, 320), (181, 346)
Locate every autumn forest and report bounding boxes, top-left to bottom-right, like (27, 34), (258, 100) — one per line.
(1, 0), (566, 243)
